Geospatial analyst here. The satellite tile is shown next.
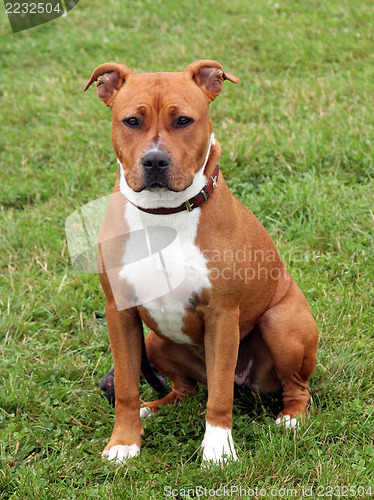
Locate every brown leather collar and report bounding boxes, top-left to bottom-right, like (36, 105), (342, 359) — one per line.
(127, 164), (220, 215)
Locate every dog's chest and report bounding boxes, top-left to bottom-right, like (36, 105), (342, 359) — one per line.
(120, 203), (211, 344)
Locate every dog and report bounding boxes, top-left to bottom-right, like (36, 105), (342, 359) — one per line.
(84, 60), (318, 465)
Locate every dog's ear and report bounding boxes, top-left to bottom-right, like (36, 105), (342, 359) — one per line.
(83, 63), (133, 107)
(184, 60), (239, 102)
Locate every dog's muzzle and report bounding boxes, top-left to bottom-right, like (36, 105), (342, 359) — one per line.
(142, 150), (171, 190)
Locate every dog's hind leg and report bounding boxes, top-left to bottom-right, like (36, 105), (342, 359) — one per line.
(140, 330), (207, 416)
(258, 278), (318, 428)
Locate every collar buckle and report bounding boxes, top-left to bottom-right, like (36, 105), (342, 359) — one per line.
(185, 200), (193, 212)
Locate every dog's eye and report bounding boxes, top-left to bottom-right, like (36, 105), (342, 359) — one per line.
(175, 116), (194, 128)
(123, 117), (141, 129)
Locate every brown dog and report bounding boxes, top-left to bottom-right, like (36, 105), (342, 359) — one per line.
(84, 60), (318, 465)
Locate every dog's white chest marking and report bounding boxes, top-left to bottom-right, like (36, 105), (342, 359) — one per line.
(118, 166), (211, 345)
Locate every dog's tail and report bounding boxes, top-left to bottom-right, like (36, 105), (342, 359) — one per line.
(100, 334), (168, 407)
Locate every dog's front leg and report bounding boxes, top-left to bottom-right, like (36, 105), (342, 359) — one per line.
(201, 307), (240, 465)
(102, 300), (143, 463)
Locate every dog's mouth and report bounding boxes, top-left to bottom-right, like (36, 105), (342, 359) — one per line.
(126, 170), (193, 194)
(143, 176), (184, 192)
(143, 180), (193, 193)
(145, 181), (168, 191)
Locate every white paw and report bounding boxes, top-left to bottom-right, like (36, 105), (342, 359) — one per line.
(275, 415), (300, 429)
(102, 444), (140, 463)
(201, 422), (238, 465)
(139, 407), (152, 419)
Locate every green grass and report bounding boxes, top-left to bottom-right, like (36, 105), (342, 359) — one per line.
(1, 0), (374, 497)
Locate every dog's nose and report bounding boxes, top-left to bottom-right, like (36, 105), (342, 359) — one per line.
(142, 151), (170, 171)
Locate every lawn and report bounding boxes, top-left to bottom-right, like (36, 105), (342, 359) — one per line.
(1, 0), (373, 498)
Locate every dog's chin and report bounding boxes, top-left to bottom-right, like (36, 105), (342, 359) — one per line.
(125, 173), (194, 194)
(141, 180), (193, 193)
(144, 183), (169, 192)
(126, 181), (168, 193)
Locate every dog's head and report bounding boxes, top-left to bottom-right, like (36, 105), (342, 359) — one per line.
(84, 60), (238, 193)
